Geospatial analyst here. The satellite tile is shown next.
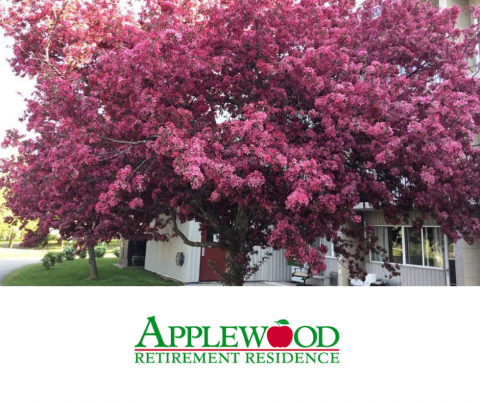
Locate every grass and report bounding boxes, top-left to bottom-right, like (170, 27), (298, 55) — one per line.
(2, 257), (182, 286)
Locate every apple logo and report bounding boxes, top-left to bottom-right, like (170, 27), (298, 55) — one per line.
(267, 319), (293, 348)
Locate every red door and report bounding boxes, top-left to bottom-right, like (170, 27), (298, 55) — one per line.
(199, 230), (226, 281)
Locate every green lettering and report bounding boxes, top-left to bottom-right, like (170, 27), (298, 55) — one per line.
(317, 326), (340, 347)
(170, 326), (186, 347)
(208, 352), (217, 363)
(193, 353), (205, 363)
(305, 353), (316, 363)
(202, 326), (220, 347)
(186, 326), (203, 347)
(220, 326), (238, 347)
(295, 352), (304, 363)
(294, 326), (317, 348)
(318, 352), (328, 364)
(239, 326), (268, 347)
(135, 353), (144, 363)
(172, 352), (181, 363)
(135, 316), (167, 348)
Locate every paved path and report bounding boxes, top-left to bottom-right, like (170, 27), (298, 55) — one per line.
(0, 258), (41, 285)
(187, 281), (297, 286)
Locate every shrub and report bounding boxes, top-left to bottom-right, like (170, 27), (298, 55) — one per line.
(56, 252), (65, 263)
(63, 246), (75, 260)
(42, 258), (52, 270)
(78, 249), (87, 259)
(46, 233), (59, 241)
(94, 246), (106, 258)
(113, 247), (120, 257)
(42, 252), (57, 269)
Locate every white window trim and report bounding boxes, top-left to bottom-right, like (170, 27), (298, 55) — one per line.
(369, 225), (445, 270)
(315, 238), (335, 259)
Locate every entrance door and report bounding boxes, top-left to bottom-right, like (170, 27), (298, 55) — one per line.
(199, 230), (226, 281)
(127, 240), (147, 267)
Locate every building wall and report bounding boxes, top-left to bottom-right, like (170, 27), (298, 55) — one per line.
(454, 240), (480, 286)
(249, 247), (291, 282)
(145, 221), (293, 283)
(145, 221), (201, 283)
(365, 261), (446, 286)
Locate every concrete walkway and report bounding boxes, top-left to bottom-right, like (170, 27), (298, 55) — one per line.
(187, 281), (298, 286)
(0, 258), (41, 285)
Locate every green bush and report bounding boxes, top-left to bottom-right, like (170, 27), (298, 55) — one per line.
(42, 258), (52, 270)
(42, 252), (57, 270)
(78, 249), (87, 259)
(56, 252), (65, 263)
(63, 246), (75, 260)
(46, 233), (59, 241)
(113, 247), (120, 257)
(94, 246), (106, 258)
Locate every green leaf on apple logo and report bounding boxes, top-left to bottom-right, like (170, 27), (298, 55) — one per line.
(275, 319), (290, 326)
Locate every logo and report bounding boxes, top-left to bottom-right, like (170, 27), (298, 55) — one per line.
(135, 317), (340, 364)
(266, 319), (293, 347)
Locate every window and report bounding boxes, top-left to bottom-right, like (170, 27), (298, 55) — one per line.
(206, 229), (219, 243)
(371, 226), (403, 264)
(371, 226), (445, 268)
(448, 242), (455, 259)
(423, 227), (443, 268)
(313, 237), (335, 258)
(405, 227), (422, 265)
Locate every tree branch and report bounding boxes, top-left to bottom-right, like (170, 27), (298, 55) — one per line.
(99, 135), (158, 145)
(43, 0), (69, 77)
(169, 209), (218, 248)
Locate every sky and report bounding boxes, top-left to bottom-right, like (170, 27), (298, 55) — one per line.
(0, 0), (143, 160)
(0, 32), (35, 159)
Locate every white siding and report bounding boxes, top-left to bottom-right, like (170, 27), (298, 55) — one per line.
(365, 262), (446, 286)
(144, 221), (292, 283)
(454, 239), (480, 286)
(249, 248), (291, 282)
(145, 221), (201, 283)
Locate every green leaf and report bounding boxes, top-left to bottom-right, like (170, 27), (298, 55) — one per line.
(275, 319), (289, 325)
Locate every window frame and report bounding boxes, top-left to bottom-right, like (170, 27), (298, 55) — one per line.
(314, 237), (335, 259)
(369, 225), (446, 270)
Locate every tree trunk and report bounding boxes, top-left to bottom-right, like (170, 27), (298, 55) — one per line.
(223, 250), (248, 286)
(220, 206), (250, 286)
(58, 237), (64, 248)
(8, 230), (14, 249)
(88, 245), (99, 280)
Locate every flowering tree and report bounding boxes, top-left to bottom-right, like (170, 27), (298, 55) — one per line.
(1, 0), (479, 285)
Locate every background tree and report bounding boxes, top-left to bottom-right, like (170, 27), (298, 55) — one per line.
(1, 0), (479, 285)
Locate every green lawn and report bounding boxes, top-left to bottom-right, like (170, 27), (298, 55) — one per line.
(2, 257), (182, 286)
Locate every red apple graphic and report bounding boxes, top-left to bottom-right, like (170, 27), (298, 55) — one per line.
(267, 319), (293, 348)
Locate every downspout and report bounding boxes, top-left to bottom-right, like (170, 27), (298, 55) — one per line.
(443, 234), (451, 287)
